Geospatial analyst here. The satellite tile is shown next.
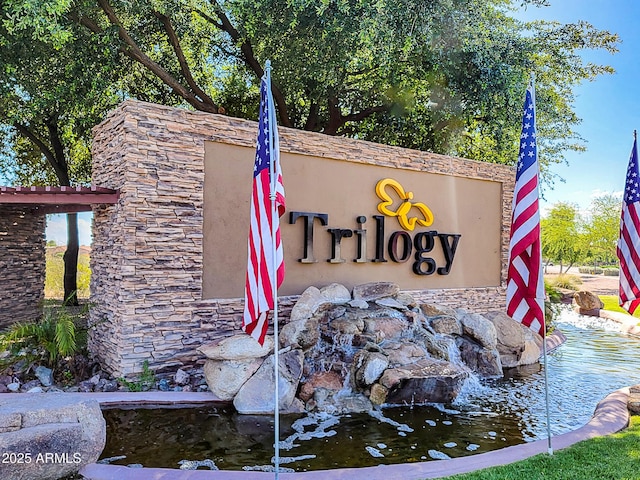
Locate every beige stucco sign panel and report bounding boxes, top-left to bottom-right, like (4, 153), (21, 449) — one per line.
(203, 142), (502, 298)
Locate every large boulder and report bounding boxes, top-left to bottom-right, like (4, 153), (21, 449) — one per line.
(352, 350), (389, 387)
(233, 349), (304, 414)
(203, 358), (263, 401)
(197, 334), (274, 361)
(363, 317), (409, 341)
(279, 317), (319, 350)
(380, 358), (468, 404)
(459, 312), (498, 349)
(199, 334), (274, 401)
(413, 324), (450, 360)
(519, 325), (543, 365)
(352, 282), (400, 301)
(0, 394), (105, 480)
(330, 315), (365, 335)
(420, 303), (457, 318)
(574, 290), (604, 313)
(483, 311), (526, 368)
(319, 283), (352, 304)
(312, 389), (372, 414)
(383, 340), (429, 367)
(395, 292), (417, 308)
(298, 371), (344, 402)
(456, 337), (503, 377)
(428, 315), (463, 336)
(290, 286), (326, 321)
(374, 297), (407, 310)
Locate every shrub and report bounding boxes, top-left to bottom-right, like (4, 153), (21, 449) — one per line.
(543, 280), (563, 330)
(578, 266), (604, 274)
(544, 280), (561, 302)
(546, 274), (582, 290)
(0, 306), (87, 369)
(603, 268), (620, 276)
(118, 360), (156, 392)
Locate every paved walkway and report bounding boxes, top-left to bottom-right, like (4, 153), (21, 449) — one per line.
(78, 384), (631, 480)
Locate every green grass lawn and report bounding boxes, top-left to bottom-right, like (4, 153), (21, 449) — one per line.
(600, 295), (640, 319)
(441, 415), (640, 480)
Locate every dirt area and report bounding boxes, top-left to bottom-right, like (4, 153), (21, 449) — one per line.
(544, 265), (619, 296)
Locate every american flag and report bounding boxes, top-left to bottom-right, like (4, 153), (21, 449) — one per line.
(242, 75), (286, 345)
(506, 83), (545, 337)
(617, 135), (640, 314)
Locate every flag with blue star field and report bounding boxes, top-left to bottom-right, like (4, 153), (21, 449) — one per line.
(506, 82), (545, 336)
(617, 135), (640, 314)
(242, 74), (286, 345)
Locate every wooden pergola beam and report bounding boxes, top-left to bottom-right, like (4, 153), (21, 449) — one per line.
(0, 186), (119, 212)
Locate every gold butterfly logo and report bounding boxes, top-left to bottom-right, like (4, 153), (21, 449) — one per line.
(375, 178), (434, 231)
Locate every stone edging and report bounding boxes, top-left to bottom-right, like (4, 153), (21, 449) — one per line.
(595, 309), (640, 337)
(545, 329), (567, 354)
(79, 386), (630, 480)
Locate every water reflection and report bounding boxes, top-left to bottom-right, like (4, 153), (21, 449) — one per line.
(100, 307), (640, 471)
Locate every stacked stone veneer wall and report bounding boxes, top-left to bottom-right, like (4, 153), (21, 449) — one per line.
(91, 100), (514, 377)
(0, 207), (45, 327)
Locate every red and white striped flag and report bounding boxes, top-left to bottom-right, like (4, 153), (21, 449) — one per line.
(242, 75), (286, 345)
(506, 82), (545, 337)
(617, 134), (640, 314)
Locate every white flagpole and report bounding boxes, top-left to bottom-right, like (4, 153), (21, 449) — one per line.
(264, 60), (281, 478)
(542, 323), (553, 455)
(531, 72), (553, 455)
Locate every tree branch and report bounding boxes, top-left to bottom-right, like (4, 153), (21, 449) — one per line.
(342, 104), (390, 123)
(154, 11), (215, 107)
(322, 95), (337, 135)
(45, 117), (71, 186)
(93, 0), (218, 113)
(194, 8), (224, 30)
(205, 0), (293, 127)
(323, 95), (390, 135)
(304, 101), (320, 131)
(13, 122), (68, 184)
(73, 13), (102, 34)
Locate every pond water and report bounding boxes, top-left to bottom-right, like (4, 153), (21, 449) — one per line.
(99, 308), (640, 472)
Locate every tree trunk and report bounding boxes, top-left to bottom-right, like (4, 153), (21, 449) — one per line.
(63, 213), (79, 306)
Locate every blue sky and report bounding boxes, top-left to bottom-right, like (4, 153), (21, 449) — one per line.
(516, 0), (640, 214)
(46, 212), (93, 246)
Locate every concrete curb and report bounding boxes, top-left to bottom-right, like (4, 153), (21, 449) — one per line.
(79, 387), (631, 480)
(1, 390), (225, 408)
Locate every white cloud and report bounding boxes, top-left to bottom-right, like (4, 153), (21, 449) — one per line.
(589, 189), (623, 200)
(46, 213), (93, 246)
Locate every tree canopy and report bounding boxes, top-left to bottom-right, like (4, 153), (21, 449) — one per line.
(0, 3), (121, 186)
(582, 193), (620, 266)
(541, 195), (622, 272)
(0, 0), (620, 184)
(541, 202), (582, 273)
(0, 7), (122, 303)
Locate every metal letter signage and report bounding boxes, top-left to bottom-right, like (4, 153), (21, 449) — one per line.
(289, 178), (461, 276)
